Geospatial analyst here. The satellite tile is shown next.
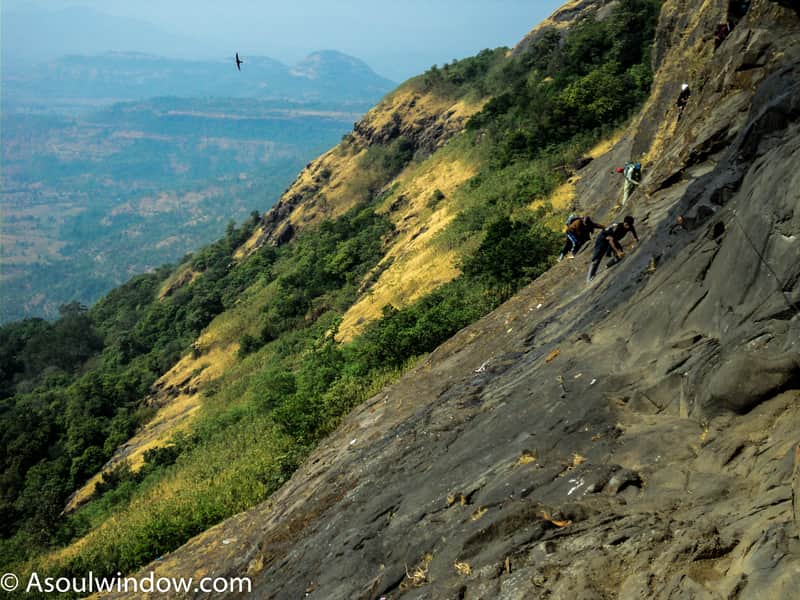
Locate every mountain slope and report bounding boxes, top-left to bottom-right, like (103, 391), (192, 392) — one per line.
(5, 0), (798, 595)
(56, 76), (490, 514)
(95, 1), (800, 598)
(3, 0), (660, 579)
(60, 1), (631, 518)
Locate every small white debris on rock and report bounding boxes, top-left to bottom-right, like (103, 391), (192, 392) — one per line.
(568, 478), (585, 496)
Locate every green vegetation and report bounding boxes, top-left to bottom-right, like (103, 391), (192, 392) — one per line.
(418, 48), (508, 100)
(239, 205), (393, 356)
(468, 0), (659, 166)
(1, 0), (662, 589)
(0, 216), (262, 563)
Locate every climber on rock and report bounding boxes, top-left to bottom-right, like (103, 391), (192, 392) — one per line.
(615, 162), (642, 205)
(559, 215), (605, 261)
(587, 216), (639, 283)
(676, 83), (691, 120)
(714, 23), (732, 48)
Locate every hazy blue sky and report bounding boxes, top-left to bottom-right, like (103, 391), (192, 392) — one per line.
(2, 0), (565, 80)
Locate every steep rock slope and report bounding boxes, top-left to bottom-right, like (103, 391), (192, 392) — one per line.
(102, 1), (800, 598)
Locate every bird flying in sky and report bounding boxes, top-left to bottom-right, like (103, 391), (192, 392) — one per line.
(235, 52), (243, 71)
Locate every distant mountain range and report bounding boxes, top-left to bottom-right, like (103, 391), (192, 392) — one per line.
(2, 50), (397, 110)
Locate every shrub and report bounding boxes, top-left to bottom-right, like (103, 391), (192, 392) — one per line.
(462, 216), (560, 295)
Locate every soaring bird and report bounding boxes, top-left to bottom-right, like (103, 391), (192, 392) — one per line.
(235, 52), (243, 71)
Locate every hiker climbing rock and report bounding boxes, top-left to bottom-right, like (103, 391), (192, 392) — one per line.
(616, 162), (642, 205)
(587, 216), (639, 282)
(714, 23), (732, 48)
(669, 214), (695, 234)
(676, 83), (691, 120)
(559, 215), (605, 261)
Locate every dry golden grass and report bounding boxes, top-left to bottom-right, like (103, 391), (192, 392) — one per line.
(37, 532), (93, 567)
(528, 129), (625, 217)
(67, 271), (275, 512)
(44, 416), (290, 575)
(125, 341), (239, 459)
(337, 156), (477, 341)
(340, 127), (629, 341)
(540, 510), (572, 528)
(454, 561), (472, 576)
(512, 0), (603, 55)
(402, 553), (433, 589)
(235, 145), (368, 259)
(65, 393), (202, 510)
(517, 450), (538, 466)
(545, 348), (561, 363)
(636, 1), (715, 168)
(588, 130), (625, 159)
(470, 506), (488, 521)
(570, 453), (586, 469)
(64, 473), (105, 512)
(447, 492), (473, 507)
(157, 264), (200, 300)
(365, 86), (485, 134)
(66, 339), (239, 510)
(528, 175), (577, 220)
(236, 86), (485, 262)
(295, 154), (368, 222)
(233, 225), (266, 260)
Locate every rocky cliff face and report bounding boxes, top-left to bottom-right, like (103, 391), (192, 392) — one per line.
(511, 0), (617, 56)
(102, 1), (800, 598)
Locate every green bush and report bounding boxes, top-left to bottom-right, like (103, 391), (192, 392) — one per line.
(348, 278), (493, 374)
(418, 48), (507, 99)
(462, 216), (560, 295)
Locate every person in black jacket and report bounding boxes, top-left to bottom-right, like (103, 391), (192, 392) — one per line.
(587, 216), (639, 282)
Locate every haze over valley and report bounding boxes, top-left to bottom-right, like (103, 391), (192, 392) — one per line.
(1, 53), (394, 322)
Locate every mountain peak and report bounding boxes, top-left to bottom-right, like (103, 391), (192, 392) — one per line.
(291, 50), (394, 85)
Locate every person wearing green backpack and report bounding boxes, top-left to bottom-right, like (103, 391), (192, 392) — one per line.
(622, 162), (642, 205)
